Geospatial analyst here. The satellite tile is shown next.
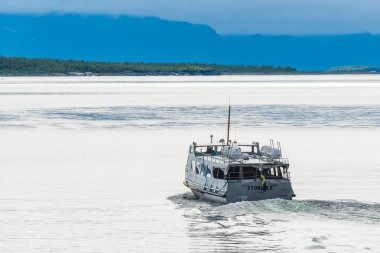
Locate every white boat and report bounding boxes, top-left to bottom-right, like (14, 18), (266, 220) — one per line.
(183, 105), (296, 203)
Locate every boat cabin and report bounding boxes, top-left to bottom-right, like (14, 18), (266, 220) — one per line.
(192, 142), (261, 157)
(187, 142), (290, 181)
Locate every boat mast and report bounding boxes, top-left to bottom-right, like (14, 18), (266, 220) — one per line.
(227, 104), (231, 145)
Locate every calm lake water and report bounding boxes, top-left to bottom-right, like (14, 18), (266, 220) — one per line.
(0, 75), (379, 252)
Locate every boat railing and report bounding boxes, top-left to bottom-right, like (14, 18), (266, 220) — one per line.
(195, 154), (291, 179)
(260, 157), (289, 165)
(199, 154), (229, 164)
(197, 153), (289, 165)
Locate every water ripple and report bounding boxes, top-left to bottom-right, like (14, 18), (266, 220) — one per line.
(168, 193), (380, 251)
(169, 193), (380, 224)
(1, 105), (380, 129)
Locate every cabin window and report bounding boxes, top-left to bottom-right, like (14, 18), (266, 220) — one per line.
(213, 167), (225, 179)
(227, 166), (241, 179)
(239, 145), (259, 155)
(227, 166), (261, 179)
(243, 166), (257, 179)
(261, 167), (286, 179)
(277, 167), (283, 177)
(280, 166), (289, 178)
(194, 147), (202, 156)
(240, 146), (251, 153)
(263, 168), (275, 178)
(189, 145), (193, 154)
(194, 146), (221, 156)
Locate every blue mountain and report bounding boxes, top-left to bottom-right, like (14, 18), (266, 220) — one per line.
(1, 14), (380, 71)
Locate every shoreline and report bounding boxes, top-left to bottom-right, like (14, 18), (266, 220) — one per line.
(1, 73), (380, 79)
(1, 57), (379, 76)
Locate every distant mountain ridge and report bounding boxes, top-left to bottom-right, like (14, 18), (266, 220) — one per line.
(1, 14), (380, 71)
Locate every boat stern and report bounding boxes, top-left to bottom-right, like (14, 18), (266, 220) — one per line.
(226, 179), (295, 203)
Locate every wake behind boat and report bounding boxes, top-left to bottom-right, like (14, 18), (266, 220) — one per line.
(184, 105), (296, 203)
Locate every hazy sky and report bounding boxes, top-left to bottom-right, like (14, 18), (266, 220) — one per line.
(0, 0), (379, 34)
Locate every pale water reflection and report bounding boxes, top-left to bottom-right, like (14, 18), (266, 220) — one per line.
(0, 76), (379, 252)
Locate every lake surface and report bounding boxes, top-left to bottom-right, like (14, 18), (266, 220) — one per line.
(0, 75), (379, 252)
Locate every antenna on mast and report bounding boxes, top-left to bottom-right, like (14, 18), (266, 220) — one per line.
(227, 102), (231, 146)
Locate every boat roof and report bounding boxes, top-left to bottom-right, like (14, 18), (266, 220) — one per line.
(191, 141), (288, 166)
(197, 153), (289, 166)
(192, 142), (259, 147)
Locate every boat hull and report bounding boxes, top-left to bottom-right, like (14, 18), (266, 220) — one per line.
(185, 178), (294, 204)
(190, 188), (227, 204)
(225, 179), (294, 203)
